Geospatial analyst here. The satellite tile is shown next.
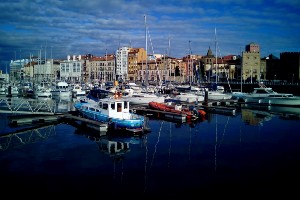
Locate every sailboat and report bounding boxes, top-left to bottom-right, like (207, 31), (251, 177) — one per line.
(123, 15), (166, 105)
(201, 27), (232, 100)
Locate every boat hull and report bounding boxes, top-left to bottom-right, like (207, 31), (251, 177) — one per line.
(243, 96), (300, 107)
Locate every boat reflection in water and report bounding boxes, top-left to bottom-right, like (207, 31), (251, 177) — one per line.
(241, 103), (300, 121)
(74, 128), (147, 160)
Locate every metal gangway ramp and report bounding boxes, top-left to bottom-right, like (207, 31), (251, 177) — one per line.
(0, 97), (57, 115)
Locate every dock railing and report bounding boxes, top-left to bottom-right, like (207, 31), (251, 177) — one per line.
(0, 97), (56, 114)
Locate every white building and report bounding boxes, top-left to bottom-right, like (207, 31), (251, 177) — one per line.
(115, 47), (130, 82)
(9, 59), (30, 82)
(59, 55), (83, 83)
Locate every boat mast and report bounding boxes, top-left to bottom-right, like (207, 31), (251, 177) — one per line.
(240, 47), (243, 92)
(189, 40), (192, 86)
(105, 48), (107, 82)
(215, 27), (218, 85)
(144, 14), (148, 88)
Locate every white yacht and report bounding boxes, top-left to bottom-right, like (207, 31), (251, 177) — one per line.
(167, 92), (204, 104)
(232, 83), (300, 106)
(51, 81), (71, 99)
(5, 85), (19, 97)
(71, 84), (86, 98)
(122, 90), (166, 106)
(35, 81), (52, 98)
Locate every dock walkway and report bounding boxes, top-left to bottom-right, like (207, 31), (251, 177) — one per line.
(0, 97), (57, 115)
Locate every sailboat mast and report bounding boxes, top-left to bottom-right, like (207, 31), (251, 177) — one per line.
(144, 14), (148, 87)
(189, 40), (191, 86)
(215, 27), (218, 85)
(105, 48), (107, 82)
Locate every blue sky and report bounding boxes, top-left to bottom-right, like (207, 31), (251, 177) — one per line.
(1, 0), (300, 72)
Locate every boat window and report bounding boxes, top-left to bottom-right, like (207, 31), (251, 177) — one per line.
(103, 103), (108, 110)
(124, 101), (128, 109)
(117, 103), (122, 112)
(111, 103), (115, 110)
(116, 142), (122, 150)
(90, 107), (95, 111)
(99, 102), (102, 108)
(256, 90), (267, 94)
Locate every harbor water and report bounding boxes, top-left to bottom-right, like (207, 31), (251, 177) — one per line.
(1, 97), (300, 198)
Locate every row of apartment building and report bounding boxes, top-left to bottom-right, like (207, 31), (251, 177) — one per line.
(2, 42), (300, 85)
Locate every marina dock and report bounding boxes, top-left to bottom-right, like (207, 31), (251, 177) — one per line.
(59, 112), (108, 132)
(1, 96), (240, 133)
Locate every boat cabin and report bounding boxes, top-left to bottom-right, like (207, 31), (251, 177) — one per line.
(252, 87), (275, 94)
(251, 87), (294, 98)
(98, 98), (130, 118)
(56, 81), (69, 91)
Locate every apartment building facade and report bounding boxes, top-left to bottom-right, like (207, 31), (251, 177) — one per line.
(242, 42), (261, 83)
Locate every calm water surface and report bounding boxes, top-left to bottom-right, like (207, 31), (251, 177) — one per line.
(1, 100), (300, 198)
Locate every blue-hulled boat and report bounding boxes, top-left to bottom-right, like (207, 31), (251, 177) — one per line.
(74, 97), (146, 133)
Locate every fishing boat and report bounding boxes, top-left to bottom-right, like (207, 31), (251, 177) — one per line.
(74, 95), (147, 133)
(148, 101), (206, 121)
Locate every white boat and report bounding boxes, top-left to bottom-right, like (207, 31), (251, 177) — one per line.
(74, 96), (146, 133)
(175, 85), (192, 91)
(35, 82), (52, 98)
(200, 28), (232, 101)
(167, 92), (204, 104)
(202, 89), (232, 100)
(35, 86), (52, 98)
(0, 85), (6, 95)
(122, 15), (166, 106)
(122, 91), (166, 106)
(232, 83), (300, 106)
(5, 85), (19, 97)
(51, 81), (71, 98)
(124, 82), (143, 93)
(71, 84), (86, 98)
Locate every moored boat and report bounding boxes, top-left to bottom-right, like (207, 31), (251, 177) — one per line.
(148, 101), (206, 121)
(51, 81), (71, 98)
(122, 89), (166, 106)
(232, 82), (300, 107)
(71, 84), (87, 98)
(166, 92), (204, 104)
(74, 96), (147, 133)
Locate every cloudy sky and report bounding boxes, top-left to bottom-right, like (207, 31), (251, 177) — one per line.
(1, 0), (300, 72)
